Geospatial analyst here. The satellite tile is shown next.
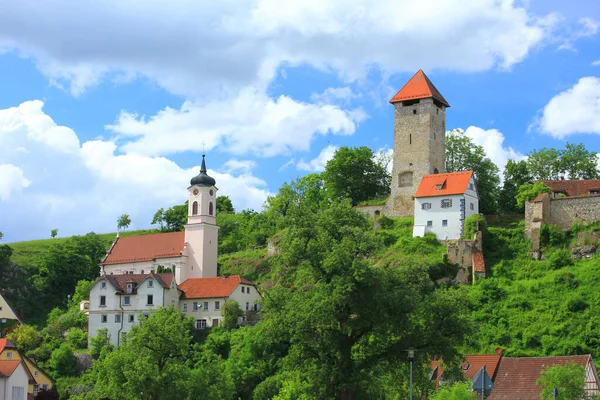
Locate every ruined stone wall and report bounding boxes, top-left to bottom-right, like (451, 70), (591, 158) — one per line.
(445, 231), (483, 285)
(548, 196), (600, 229)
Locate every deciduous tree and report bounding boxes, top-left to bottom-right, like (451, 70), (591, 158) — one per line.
(6, 324), (42, 353)
(221, 300), (244, 329)
(217, 196), (235, 214)
(537, 362), (586, 400)
(499, 160), (532, 213)
(117, 213), (131, 231)
(515, 182), (552, 209)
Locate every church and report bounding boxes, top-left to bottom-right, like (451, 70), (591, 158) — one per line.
(88, 156), (262, 346)
(357, 70), (479, 240)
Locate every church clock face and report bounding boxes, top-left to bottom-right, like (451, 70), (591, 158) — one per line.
(193, 189), (199, 196)
(209, 189), (214, 196)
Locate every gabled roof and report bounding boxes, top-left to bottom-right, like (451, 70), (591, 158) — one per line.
(489, 355), (595, 400)
(179, 275), (255, 299)
(101, 273), (175, 293)
(389, 70), (450, 107)
(0, 359), (21, 377)
(0, 293), (22, 323)
(0, 338), (17, 354)
(540, 180), (600, 198)
(432, 353), (502, 383)
(415, 171), (474, 198)
(101, 232), (185, 265)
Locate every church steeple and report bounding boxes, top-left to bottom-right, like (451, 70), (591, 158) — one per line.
(190, 155), (216, 187)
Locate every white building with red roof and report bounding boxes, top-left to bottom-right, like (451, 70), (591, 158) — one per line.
(89, 156), (262, 346)
(413, 171), (479, 240)
(0, 359), (29, 400)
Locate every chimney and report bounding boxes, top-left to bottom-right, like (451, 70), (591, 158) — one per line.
(495, 347), (503, 356)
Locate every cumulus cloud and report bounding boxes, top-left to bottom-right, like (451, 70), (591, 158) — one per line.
(0, 0), (556, 96)
(0, 101), (272, 242)
(538, 76), (600, 138)
(107, 89), (363, 157)
(297, 145), (338, 172)
(461, 126), (526, 172)
(557, 17), (600, 51)
(311, 87), (361, 104)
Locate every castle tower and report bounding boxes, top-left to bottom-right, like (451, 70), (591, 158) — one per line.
(388, 70), (450, 217)
(179, 155), (219, 283)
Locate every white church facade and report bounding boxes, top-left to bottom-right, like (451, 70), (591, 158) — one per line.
(88, 156), (262, 346)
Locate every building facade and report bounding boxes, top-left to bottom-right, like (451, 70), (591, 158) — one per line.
(412, 171), (479, 240)
(0, 339), (53, 398)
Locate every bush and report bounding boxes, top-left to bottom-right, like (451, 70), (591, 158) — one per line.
(66, 328), (88, 349)
(463, 214), (486, 239)
(49, 343), (77, 377)
(567, 298), (588, 313)
(377, 215), (395, 230)
(89, 328), (113, 360)
(540, 225), (567, 248)
(548, 248), (573, 269)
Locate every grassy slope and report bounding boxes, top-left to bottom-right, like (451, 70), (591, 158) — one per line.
(8, 229), (158, 268)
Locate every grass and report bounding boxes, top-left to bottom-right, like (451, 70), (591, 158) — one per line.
(356, 197), (389, 207)
(218, 248), (271, 286)
(8, 229), (159, 268)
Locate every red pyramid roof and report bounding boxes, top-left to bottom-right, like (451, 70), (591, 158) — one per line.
(389, 70), (450, 107)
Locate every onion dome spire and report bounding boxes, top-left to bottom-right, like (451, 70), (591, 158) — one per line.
(190, 154), (216, 187)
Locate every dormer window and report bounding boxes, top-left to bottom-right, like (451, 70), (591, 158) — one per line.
(590, 190), (600, 195)
(126, 283), (133, 294)
(435, 179), (446, 190)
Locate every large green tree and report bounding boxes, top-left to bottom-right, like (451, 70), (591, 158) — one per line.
(527, 143), (599, 180)
(445, 129), (500, 214)
(499, 160), (532, 213)
(322, 146), (390, 206)
(537, 362), (586, 400)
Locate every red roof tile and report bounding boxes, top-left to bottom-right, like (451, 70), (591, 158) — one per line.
(102, 273), (175, 292)
(0, 338), (16, 354)
(179, 275), (255, 299)
(414, 171), (473, 198)
(432, 354), (502, 383)
(0, 360), (21, 377)
(389, 70), (450, 107)
(541, 180), (600, 198)
(473, 251), (486, 273)
(101, 232), (185, 265)
(489, 355), (595, 400)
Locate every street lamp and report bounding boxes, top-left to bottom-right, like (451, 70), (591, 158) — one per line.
(407, 349), (416, 400)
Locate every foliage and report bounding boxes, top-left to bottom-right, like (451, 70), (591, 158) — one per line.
(217, 195), (235, 214)
(89, 328), (113, 360)
(499, 159), (532, 213)
(540, 225), (568, 248)
(377, 215), (395, 230)
(537, 362), (586, 400)
(527, 143), (599, 180)
(50, 229), (58, 238)
(221, 300), (244, 329)
(515, 182), (552, 209)
(69, 280), (93, 308)
(463, 214), (486, 240)
(445, 129), (500, 214)
(66, 328), (88, 349)
(356, 197), (389, 207)
(151, 201), (188, 231)
(322, 146), (391, 206)
(7, 324), (42, 353)
(430, 381), (476, 400)
(50, 342), (77, 377)
(117, 213), (131, 231)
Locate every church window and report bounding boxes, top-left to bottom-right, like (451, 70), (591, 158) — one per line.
(192, 201), (198, 215)
(99, 296), (106, 307)
(196, 319), (207, 329)
(427, 221), (433, 227)
(123, 296), (130, 305)
(115, 314), (121, 323)
(422, 203), (431, 210)
(101, 315), (107, 323)
(193, 302), (198, 311)
(203, 301), (209, 310)
(129, 315), (134, 323)
(147, 295), (154, 305)
(209, 202), (214, 216)
(441, 199), (452, 208)
(442, 220), (448, 227)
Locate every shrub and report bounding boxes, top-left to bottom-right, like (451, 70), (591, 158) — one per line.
(567, 298), (588, 313)
(49, 343), (77, 377)
(516, 182), (552, 209)
(66, 328), (88, 349)
(463, 214), (486, 240)
(548, 248), (573, 269)
(89, 328), (113, 360)
(554, 271), (578, 289)
(377, 215), (395, 230)
(540, 225), (567, 248)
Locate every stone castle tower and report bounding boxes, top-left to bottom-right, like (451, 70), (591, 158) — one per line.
(387, 70), (450, 217)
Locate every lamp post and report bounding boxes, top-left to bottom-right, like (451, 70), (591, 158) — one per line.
(407, 349), (416, 400)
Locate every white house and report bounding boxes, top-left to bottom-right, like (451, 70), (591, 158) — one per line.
(0, 360), (28, 400)
(88, 155), (262, 347)
(0, 293), (21, 324)
(412, 171), (479, 240)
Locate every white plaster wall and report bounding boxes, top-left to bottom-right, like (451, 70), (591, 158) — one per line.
(413, 194), (464, 240)
(184, 224), (218, 280)
(0, 378), (4, 400)
(103, 257), (185, 276)
(7, 363), (28, 400)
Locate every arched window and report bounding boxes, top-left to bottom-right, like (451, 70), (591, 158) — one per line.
(192, 201), (198, 215)
(209, 202), (214, 216)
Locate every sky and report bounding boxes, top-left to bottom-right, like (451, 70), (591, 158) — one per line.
(1, 0), (599, 243)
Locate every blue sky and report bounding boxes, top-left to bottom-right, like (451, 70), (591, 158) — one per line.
(0, 0), (599, 243)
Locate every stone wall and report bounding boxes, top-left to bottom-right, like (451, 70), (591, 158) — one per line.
(445, 231), (484, 284)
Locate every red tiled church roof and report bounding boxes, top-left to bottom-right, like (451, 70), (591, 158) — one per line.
(414, 171), (473, 198)
(541, 180), (600, 198)
(0, 360), (21, 377)
(179, 275), (254, 299)
(101, 232), (185, 265)
(489, 355), (594, 400)
(389, 70), (450, 107)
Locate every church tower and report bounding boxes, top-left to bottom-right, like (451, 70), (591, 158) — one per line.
(388, 70), (450, 217)
(180, 155), (219, 283)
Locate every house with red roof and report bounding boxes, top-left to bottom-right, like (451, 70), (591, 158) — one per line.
(0, 338), (53, 398)
(0, 359), (28, 400)
(412, 171), (479, 240)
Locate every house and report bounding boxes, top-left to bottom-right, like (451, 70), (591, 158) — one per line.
(0, 293), (20, 324)
(541, 179), (600, 198)
(412, 171), (479, 240)
(431, 351), (600, 399)
(179, 276), (262, 329)
(0, 339), (53, 398)
(0, 360), (28, 400)
(88, 155), (262, 346)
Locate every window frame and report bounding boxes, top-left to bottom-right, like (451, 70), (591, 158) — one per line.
(441, 199), (452, 208)
(147, 294), (154, 306)
(203, 301), (209, 311)
(123, 295), (131, 306)
(101, 315), (107, 323)
(215, 301), (220, 311)
(99, 295), (106, 307)
(421, 202), (432, 210)
(115, 314), (121, 323)
(442, 219), (448, 227)
(427, 221), (433, 228)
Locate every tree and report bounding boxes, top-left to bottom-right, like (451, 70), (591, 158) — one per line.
(445, 129), (500, 214)
(217, 196), (235, 214)
(537, 362), (586, 400)
(69, 280), (94, 309)
(50, 343), (77, 377)
(66, 328), (88, 349)
(50, 229), (58, 238)
(322, 146), (391, 206)
(429, 382), (476, 400)
(151, 202), (188, 232)
(499, 159), (532, 214)
(6, 324), (42, 353)
(0, 231), (3, 240)
(221, 300), (244, 329)
(515, 182), (552, 209)
(117, 213), (131, 231)
(89, 328), (113, 360)
(561, 142), (599, 179)
(527, 147), (563, 180)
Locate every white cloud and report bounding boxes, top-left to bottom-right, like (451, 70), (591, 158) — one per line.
(0, 0), (556, 96)
(556, 17), (599, 51)
(311, 87), (360, 104)
(0, 164), (30, 200)
(539, 76), (600, 138)
(223, 159), (257, 175)
(297, 145), (338, 172)
(0, 100), (272, 242)
(375, 147), (394, 175)
(592, 60), (600, 66)
(461, 126), (526, 172)
(107, 88), (363, 157)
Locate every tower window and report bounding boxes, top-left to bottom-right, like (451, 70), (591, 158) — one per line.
(209, 202), (214, 216)
(192, 201), (198, 215)
(409, 134), (412, 145)
(413, 109), (417, 115)
(437, 108), (439, 114)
